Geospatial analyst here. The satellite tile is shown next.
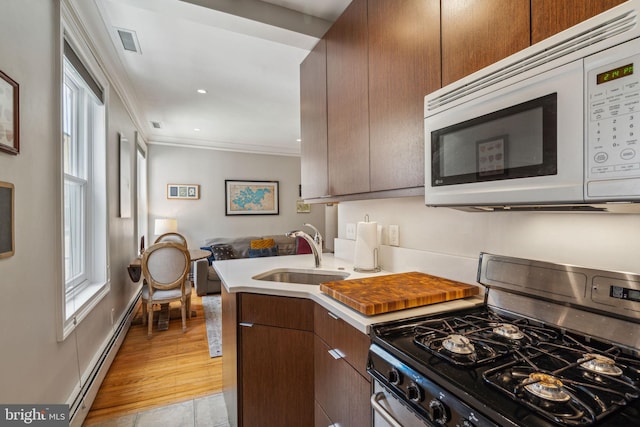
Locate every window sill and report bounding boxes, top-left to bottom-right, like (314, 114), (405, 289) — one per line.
(59, 281), (110, 341)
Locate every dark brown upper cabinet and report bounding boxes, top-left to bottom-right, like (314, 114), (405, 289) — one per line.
(300, 39), (329, 199)
(441, 0), (530, 86)
(531, 0), (627, 43)
(368, 0), (441, 192)
(326, 0), (370, 196)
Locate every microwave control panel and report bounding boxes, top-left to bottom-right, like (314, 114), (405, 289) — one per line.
(585, 39), (640, 196)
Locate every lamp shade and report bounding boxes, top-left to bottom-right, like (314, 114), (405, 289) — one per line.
(154, 218), (178, 235)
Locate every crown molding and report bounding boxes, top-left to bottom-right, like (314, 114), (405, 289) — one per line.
(148, 136), (301, 157)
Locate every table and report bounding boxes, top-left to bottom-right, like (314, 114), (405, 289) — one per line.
(127, 248), (212, 330)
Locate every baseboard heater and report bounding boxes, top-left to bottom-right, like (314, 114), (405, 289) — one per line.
(68, 291), (141, 426)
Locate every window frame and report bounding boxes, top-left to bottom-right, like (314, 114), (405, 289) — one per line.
(57, 14), (110, 341)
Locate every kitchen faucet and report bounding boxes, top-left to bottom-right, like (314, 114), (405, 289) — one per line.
(286, 223), (323, 268)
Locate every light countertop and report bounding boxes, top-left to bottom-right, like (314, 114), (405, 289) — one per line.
(213, 253), (485, 334)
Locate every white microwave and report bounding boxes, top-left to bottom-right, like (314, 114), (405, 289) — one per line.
(425, 1), (640, 212)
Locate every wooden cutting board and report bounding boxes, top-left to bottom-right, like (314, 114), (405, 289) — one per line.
(319, 272), (479, 316)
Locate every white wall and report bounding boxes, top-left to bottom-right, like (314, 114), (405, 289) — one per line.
(338, 196), (640, 281)
(148, 145), (325, 247)
(0, 0), (139, 411)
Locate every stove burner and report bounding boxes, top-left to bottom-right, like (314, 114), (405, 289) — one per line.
(442, 334), (475, 355)
(578, 353), (623, 377)
(523, 373), (571, 402)
(492, 323), (525, 340)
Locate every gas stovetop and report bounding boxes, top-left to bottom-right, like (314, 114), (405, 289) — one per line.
(368, 253), (640, 427)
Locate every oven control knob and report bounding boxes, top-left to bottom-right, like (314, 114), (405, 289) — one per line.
(428, 399), (450, 424)
(406, 382), (423, 402)
(387, 368), (402, 385)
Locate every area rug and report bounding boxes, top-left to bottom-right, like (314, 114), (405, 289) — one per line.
(202, 295), (222, 358)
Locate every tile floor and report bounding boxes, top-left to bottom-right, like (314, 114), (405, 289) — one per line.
(84, 393), (230, 427)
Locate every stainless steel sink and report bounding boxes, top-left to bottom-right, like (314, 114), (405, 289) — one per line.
(252, 268), (349, 285)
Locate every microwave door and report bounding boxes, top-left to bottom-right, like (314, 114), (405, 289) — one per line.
(425, 60), (584, 207)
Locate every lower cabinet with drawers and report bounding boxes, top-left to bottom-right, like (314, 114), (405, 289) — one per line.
(314, 303), (372, 427)
(222, 289), (372, 427)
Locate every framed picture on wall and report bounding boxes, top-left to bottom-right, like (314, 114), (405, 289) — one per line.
(0, 70), (19, 155)
(225, 180), (279, 215)
(167, 184), (200, 200)
(296, 200), (311, 213)
(0, 181), (14, 258)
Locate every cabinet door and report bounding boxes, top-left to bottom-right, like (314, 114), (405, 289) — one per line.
(240, 324), (314, 427)
(300, 39), (329, 199)
(314, 335), (371, 427)
(326, 0), (370, 196)
(441, 0), (530, 86)
(368, 0), (441, 191)
(531, 0), (627, 43)
(314, 304), (370, 378)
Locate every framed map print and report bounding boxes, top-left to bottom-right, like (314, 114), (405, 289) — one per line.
(0, 181), (14, 258)
(225, 180), (279, 215)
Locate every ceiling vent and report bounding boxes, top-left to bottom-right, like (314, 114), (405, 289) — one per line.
(151, 121), (162, 129)
(116, 28), (141, 54)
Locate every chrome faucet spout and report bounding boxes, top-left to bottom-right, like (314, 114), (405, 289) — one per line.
(303, 223), (323, 249)
(286, 229), (322, 268)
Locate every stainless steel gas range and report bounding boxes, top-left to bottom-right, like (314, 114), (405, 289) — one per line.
(368, 253), (640, 426)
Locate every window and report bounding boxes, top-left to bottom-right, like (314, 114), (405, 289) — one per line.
(59, 39), (108, 339)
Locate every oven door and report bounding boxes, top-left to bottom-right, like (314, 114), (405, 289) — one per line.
(372, 380), (432, 427)
(425, 59), (584, 207)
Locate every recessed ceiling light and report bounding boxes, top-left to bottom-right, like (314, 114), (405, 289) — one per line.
(194, 128), (201, 132)
(196, 89), (207, 94)
(296, 138), (302, 142)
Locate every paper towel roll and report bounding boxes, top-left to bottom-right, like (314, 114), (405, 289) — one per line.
(354, 221), (378, 270)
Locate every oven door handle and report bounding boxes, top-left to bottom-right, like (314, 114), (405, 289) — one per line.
(371, 392), (403, 427)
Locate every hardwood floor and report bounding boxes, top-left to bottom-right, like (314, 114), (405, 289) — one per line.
(83, 292), (223, 425)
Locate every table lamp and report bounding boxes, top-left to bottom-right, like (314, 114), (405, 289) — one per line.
(154, 218), (178, 236)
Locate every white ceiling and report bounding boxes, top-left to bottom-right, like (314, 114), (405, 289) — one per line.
(71, 0), (351, 155)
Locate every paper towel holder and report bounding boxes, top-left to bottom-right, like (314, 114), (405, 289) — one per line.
(354, 247), (381, 273)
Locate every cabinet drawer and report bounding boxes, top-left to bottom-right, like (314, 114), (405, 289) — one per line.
(314, 400), (332, 427)
(314, 303), (370, 378)
(315, 335), (372, 427)
(240, 293), (314, 331)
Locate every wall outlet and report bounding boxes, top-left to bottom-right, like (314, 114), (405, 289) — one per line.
(346, 223), (356, 240)
(388, 225), (399, 246)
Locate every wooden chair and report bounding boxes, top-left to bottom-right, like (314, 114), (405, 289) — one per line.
(154, 232), (187, 247)
(141, 241), (192, 337)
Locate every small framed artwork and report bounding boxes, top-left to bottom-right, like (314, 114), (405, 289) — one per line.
(0, 70), (19, 155)
(296, 199), (311, 213)
(225, 180), (279, 215)
(477, 135), (508, 177)
(167, 184), (200, 200)
(0, 181), (14, 259)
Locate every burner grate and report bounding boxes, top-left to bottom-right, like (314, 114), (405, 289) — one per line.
(410, 309), (559, 367)
(482, 337), (640, 426)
